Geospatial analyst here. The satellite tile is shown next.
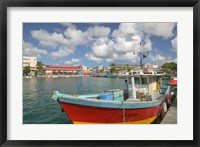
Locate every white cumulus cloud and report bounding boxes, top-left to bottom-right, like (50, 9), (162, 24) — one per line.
(85, 53), (103, 63)
(87, 26), (111, 37)
(140, 23), (176, 39)
(84, 23), (151, 64)
(92, 38), (114, 58)
(112, 23), (138, 38)
(50, 45), (74, 59)
(28, 23), (176, 65)
(112, 52), (138, 62)
(31, 29), (69, 48)
(23, 41), (48, 58)
(60, 23), (76, 29)
(146, 54), (175, 65)
(64, 58), (81, 65)
(64, 28), (87, 46)
(171, 36), (177, 52)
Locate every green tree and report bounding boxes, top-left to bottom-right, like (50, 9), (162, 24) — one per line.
(110, 67), (117, 73)
(36, 61), (44, 75)
(23, 65), (31, 76)
(99, 69), (104, 73)
(169, 62), (177, 71)
(110, 63), (117, 74)
(123, 65), (132, 72)
(126, 67), (132, 72)
(110, 63), (116, 67)
(161, 62), (177, 74)
(35, 70), (38, 76)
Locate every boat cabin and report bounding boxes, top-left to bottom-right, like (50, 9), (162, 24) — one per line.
(127, 72), (164, 101)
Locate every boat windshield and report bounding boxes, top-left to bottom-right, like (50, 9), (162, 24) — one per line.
(160, 88), (167, 94)
(141, 77), (148, 84)
(134, 77), (140, 84)
(162, 80), (169, 85)
(134, 76), (148, 85)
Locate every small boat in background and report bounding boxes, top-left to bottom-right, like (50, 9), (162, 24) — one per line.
(51, 75), (59, 78)
(168, 77), (177, 103)
(169, 78), (177, 85)
(160, 77), (177, 107)
(24, 76), (33, 79)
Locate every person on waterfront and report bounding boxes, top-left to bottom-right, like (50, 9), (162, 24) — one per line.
(123, 79), (129, 100)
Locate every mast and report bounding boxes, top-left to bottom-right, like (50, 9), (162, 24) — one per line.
(133, 35), (147, 71)
(132, 23), (150, 71)
(139, 42), (145, 70)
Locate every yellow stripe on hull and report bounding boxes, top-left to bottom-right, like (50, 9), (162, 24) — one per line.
(73, 115), (158, 124)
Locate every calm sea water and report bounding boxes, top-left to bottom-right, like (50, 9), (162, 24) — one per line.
(23, 77), (124, 124)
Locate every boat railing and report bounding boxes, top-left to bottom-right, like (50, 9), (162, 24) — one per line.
(52, 91), (101, 101)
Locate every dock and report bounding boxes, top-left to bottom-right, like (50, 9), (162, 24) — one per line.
(161, 97), (177, 124)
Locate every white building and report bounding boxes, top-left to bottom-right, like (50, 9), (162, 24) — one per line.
(23, 56), (37, 71)
(145, 65), (159, 69)
(97, 65), (104, 72)
(80, 65), (87, 71)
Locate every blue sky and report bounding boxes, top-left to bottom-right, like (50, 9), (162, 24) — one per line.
(23, 23), (177, 67)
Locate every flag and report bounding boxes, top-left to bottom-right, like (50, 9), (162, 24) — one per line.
(143, 54), (147, 58)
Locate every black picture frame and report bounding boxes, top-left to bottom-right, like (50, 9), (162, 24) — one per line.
(0, 0), (199, 146)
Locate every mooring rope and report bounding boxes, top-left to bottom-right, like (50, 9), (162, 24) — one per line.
(105, 101), (125, 123)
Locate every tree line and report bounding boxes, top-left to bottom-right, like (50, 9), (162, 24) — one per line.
(23, 61), (44, 76)
(23, 61), (177, 76)
(161, 62), (177, 75)
(108, 62), (177, 75)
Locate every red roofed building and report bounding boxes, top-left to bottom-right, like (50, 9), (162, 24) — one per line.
(44, 65), (88, 76)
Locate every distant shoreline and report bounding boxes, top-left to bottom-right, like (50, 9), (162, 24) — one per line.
(23, 75), (91, 79)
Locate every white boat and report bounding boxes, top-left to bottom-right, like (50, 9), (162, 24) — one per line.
(51, 75), (59, 78)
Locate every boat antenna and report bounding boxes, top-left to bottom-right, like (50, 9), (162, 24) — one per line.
(133, 23), (150, 70)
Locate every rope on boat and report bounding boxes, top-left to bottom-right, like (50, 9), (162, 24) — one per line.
(105, 101), (126, 123)
(123, 107), (126, 123)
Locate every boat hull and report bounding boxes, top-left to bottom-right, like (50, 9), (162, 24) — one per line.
(59, 101), (162, 124)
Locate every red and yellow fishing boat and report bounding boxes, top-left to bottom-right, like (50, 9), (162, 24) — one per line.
(52, 37), (171, 124)
(52, 71), (169, 124)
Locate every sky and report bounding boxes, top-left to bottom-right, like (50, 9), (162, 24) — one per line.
(23, 23), (177, 67)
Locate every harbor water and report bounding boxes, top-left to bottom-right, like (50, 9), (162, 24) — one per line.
(23, 77), (124, 124)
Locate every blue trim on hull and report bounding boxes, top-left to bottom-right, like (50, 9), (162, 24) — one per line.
(58, 96), (162, 109)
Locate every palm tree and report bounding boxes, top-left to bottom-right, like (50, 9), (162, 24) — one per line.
(36, 61), (44, 75)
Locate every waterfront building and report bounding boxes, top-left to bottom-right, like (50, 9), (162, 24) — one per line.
(87, 67), (97, 74)
(109, 64), (141, 71)
(44, 65), (88, 76)
(97, 65), (104, 72)
(87, 67), (93, 74)
(144, 65), (160, 72)
(91, 67), (98, 73)
(137, 64), (163, 74)
(145, 64), (159, 69)
(23, 56), (37, 70)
